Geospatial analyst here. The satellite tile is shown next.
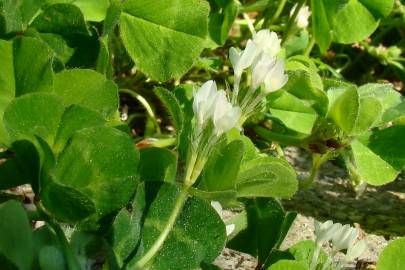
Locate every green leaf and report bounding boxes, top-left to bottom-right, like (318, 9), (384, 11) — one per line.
(139, 147), (178, 183)
(287, 240), (329, 268)
(0, 39), (15, 145)
(39, 246), (66, 270)
(109, 182), (146, 267)
(327, 86), (381, 135)
(0, 0), (23, 34)
(0, 200), (33, 270)
(377, 238), (405, 270)
(284, 57), (328, 116)
(227, 198), (295, 265)
(4, 93), (65, 145)
(128, 182), (226, 270)
(359, 0), (395, 18)
(31, 3), (89, 37)
(351, 126), (405, 185)
(53, 105), (106, 153)
(25, 30), (75, 65)
(200, 140), (244, 192)
(358, 83), (404, 125)
(54, 127), (139, 224)
(54, 69), (119, 119)
(267, 260), (308, 270)
(33, 225), (65, 270)
(268, 91), (318, 134)
(103, 0), (122, 36)
(41, 179), (96, 222)
(73, 0), (109, 22)
(153, 87), (184, 139)
(311, 0), (331, 53)
(120, 0), (210, 81)
(0, 37), (55, 145)
(13, 37), (54, 96)
(236, 156), (297, 199)
(331, 0), (378, 44)
(0, 140), (40, 190)
(208, 0), (238, 46)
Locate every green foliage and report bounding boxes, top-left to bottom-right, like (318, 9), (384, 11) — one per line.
(0, 200), (33, 270)
(267, 260), (308, 270)
(120, 0), (210, 81)
(127, 182), (227, 270)
(377, 238), (405, 270)
(311, 0), (395, 51)
(139, 147), (178, 183)
(227, 198), (296, 267)
(236, 156), (297, 199)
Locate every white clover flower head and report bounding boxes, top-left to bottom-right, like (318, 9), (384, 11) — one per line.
(193, 80), (218, 126)
(210, 201), (235, 236)
(314, 220), (343, 247)
(229, 40), (257, 78)
(331, 224), (359, 252)
(251, 53), (277, 91)
(263, 58), (288, 93)
(252, 30), (281, 58)
(213, 90), (241, 136)
(290, 4), (311, 29)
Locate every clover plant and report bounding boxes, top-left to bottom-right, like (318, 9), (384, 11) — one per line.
(0, 0), (403, 270)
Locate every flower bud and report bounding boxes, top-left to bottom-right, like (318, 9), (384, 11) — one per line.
(251, 53), (276, 91)
(229, 40), (257, 79)
(264, 59), (288, 93)
(291, 4), (311, 29)
(193, 80), (218, 126)
(213, 91), (241, 135)
(252, 30), (281, 57)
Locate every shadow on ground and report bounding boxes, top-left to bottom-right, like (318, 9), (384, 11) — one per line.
(282, 147), (405, 238)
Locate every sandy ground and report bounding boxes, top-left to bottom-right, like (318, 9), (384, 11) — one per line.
(215, 147), (404, 270)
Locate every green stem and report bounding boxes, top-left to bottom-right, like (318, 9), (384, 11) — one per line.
(304, 35), (316, 57)
(300, 152), (330, 189)
(242, 13), (256, 35)
(265, 0), (288, 28)
(132, 188), (189, 270)
(282, 0), (305, 44)
(119, 89), (161, 135)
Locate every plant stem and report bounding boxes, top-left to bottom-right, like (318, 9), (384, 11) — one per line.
(242, 13), (256, 35)
(119, 89), (161, 135)
(282, 0), (305, 44)
(300, 152), (330, 189)
(132, 187), (189, 270)
(304, 35), (316, 56)
(266, 0), (288, 28)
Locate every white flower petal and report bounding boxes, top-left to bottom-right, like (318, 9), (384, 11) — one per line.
(229, 47), (241, 71)
(210, 201), (223, 217)
(264, 59), (288, 93)
(345, 240), (367, 262)
(226, 224), (235, 236)
(193, 80), (219, 126)
(253, 30), (281, 57)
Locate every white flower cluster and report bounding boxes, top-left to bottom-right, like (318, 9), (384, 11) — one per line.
(186, 30), (288, 186)
(229, 30), (288, 120)
(193, 80), (241, 136)
(312, 220), (367, 270)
